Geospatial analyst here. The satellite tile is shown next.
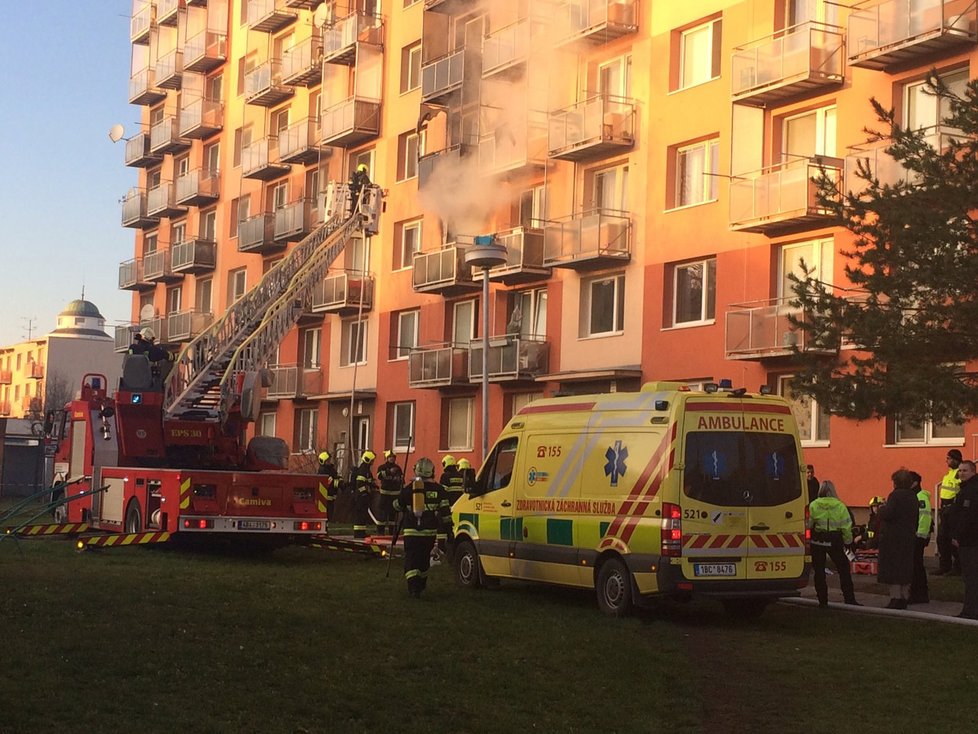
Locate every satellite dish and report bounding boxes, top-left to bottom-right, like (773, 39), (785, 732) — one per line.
(313, 4), (331, 27)
(139, 303), (156, 321)
(108, 124), (126, 143)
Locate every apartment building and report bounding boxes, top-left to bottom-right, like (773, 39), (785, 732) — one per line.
(118, 0), (978, 503)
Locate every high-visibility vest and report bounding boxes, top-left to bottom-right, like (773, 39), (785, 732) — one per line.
(917, 488), (933, 538)
(809, 497), (854, 545)
(939, 468), (961, 501)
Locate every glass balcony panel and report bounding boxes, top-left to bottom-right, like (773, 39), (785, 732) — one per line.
(142, 249), (179, 282)
(323, 12), (383, 65)
(473, 227), (550, 284)
(412, 244), (479, 295)
(156, 49), (183, 89)
(542, 209), (631, 269)
(247, 0), (297, 33)
(725, 298), (839, 360)
(320, 97), (382, 147)
(121, 188), (159, 229)
(185, 30), (227, 73)
(124, 132), (163, 168)
(171, 238), (217, 273)
(146, 182), (188, 218)
(311, 272), (375, 315)
(469, 336), (550, 382)
(167, 309), (214, 342)
(238, 213), (280, 254)
(418, 143), (477, 190)
(175, 167), (220, 206)
(728, 157), (842, 234)
(131, 2), (153, 44)
(482, 19), (531, 76)
(273, 199), (314, 241)
(157, 0), (180, 25)
(129, 67), (166, 105)
(408, 346), (469, 388)
(421, 49), (465, 103)
(242, 137), (291, 180)
(179, 98), (224, 139)
(149, 116), (190, 154)
(279, 118), (328, 164)
(282, 36), (323, 86)
(554, 0), (639, 45)
(548, 93), (636, 161)
(245, 60), (294, 107)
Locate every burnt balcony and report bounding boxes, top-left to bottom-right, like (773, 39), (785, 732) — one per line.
(242, 137), (291, 180)
(473, 227), (550, 285)
(849, 0), (977, 70)
(729, 156), (842, 235)
(121, 188), (160, 229)
(0, 370), (10, 385)
(543, 209), (631, 270)
(731, 22), (845, 106)
(167, 309), (213, 342)
(184, 30), (227, 73)
(246, 0), (297, 33)
(171, 237), (216, 274)
(266, 364), (324, 399)
(129, 68), (166, 105)
(282, 36), (323, 86)
(311, 271), (374, 316)
(238, 212), (282, 254)
(279, 117), (328, 164)
(143, 249), (182, 283)
(124, 132), (163, 168)
(118, 258), (153, 291)
(320, 96), (381, 147)
(725, 298), (838, 360)
(149, 116), (190, 154)
(147, 182), (188, 219)
(548, 93), (636, 162)
(157, 0), (180, 26)
(273, 198), (315, 241)
(179, 97), (223, 139)
(156, 49), (183, 89)
(554, 0), (639, 45)
(483, 18), (531, 78)
(245, 60), (295, 107)
(412, 243), (480, 296)
(421, 49), (465, 104)
(131, 2), (154, 44)
(479, 121), (548, 177)
(175, 167), (220, 206)
(322, 12), (384, 65)
(418, 143), (477, 190)
(469, 335), (550, 383)
(408, 344), (470, 389)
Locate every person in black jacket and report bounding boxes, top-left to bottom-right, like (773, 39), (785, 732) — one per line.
(951, 460), (978, 619)
(392, 457), (452, 598)
(352, 450), (377, 539)
(376, 449), (404, 535)
(348, 163), (370, 215)
(877, 468), (920, 610)
(806, 465), (820, 506)
(317, 451), (339, 524)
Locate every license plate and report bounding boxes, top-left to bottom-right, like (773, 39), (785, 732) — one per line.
(694, 563), (736, 577)
(238, 520), (271, 531)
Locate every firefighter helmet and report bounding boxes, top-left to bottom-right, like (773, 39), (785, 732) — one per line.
(384, 449), (395, 460)
(442, 455), (456, 468)
(318, 451), (330, 464)
(415, 457), (435, 479)
(357, 163), (369, 173)
(139, 326), (156, 341)
(458, 458), (471, 470)
(361, 449), (376, 464)
(870, 495), (885, 507)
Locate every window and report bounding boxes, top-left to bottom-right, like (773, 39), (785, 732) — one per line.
(231, 196), (250, 238)
(674, 138), (719, 207)
(270, 180), (288, 211)
(233, 126), (252, 168)
(295, 408), (318, 452)
(349, 149), (375, 179)
(302, 327), (321, 369)
(471, 436), (518, 497)
(782, 106), (836, 160)
(392, 310), (419, 360)
(400, 42), (422, 93)
(784, 0), (838, 27)
(171, 220), (186, 245)
(341, 319), (367, 366)
(259, 412), (276, 437)
(581, 273), (625, 337)
(203, 141), (220, 174)
(894, 406), (964, 445)
(779, 375), (830, 444)
(206, 73), (222, 103)
(509, 391), (544, 421)
(394, 219), (422, 270)
(446, 397), (474, 451)
(144, 231), (158, 254)
(590, 164), (629, 210)
(779, 238), (832, 298)
(167, 286), (182, 315)
(200, 208), (217, 241)
(403, 0), (421, 6)
(271, 106), (290, 135)
(453, 300), (477, 345)
(906, 68), (967, 132)
(195, 279), (212, 313)
(397, 130), (424, 181)
(227, 268), (247, 306)
(672, 258), (716, 326)
(513, 288), (547, 338)
(678, 18), (721, 90)
(175, 154), (190, 179)
(518, 185), (546, 229)
(391, 402), (415, 450)
(350, 235), (370, 273)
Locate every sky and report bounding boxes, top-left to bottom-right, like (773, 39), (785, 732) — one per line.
(0, 3), (137, 346)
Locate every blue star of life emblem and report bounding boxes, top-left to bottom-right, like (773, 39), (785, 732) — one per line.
(604, 440), (628, 487)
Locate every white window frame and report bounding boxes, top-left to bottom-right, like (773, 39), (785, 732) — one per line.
(679, 18), (720, 90)
(672, 258), (716, 327)
(397, 220), (422, 271)
(391, 402), (415, 451)
(302, 327), (321, 369)
(446, 397), (474, 451)
(779, 238), (833, 299)
(259, 412), (276, 437)
(341, 318), (368, 367)
(893, 416), (965, 446)
(580, 273), (625, 338)
(401, 42), (422, 93)
(453, 300), (477, 345)
(195, 278), (212, 313)
(296, 408), (318, 452)
(515, 288), (547, 339)
(227, 268), (247, 306)
(674, 138), (719, 208)
(167, 286), (182, 315)
(782, 106), (836, 161)
(778, 375), (830, 447)
(393, 310), (419, 361)
(397, 130), (424, 182)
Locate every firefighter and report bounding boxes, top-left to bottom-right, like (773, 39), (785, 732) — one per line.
(392, 457), (452, 598)
(348, 163), (370, 215)
(317, 451), (339, 524)
(439, 455), (465, 553)
(458, 458), (476, 494)
(353, 449), (377, 539)
(376, 449), (404, 535)
(128, 328), (151, 355)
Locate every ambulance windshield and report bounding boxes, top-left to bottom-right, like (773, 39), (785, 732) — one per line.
(682, 431), (801, 507)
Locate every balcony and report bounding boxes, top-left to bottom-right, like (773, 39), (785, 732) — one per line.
(115, 324), (134, 352)
(479, 120), (548, 177)
(311, 272), (374, 316)
(543, 208), (631, 270)
(729, 156), (842, 235)
(245, 60), (295, 107)
(472, 227), (550, 285)
(246, 0), (297, 33)
(418, 143), (477, 190)
(279, 117), (328, 164)
(171, 238), (216, 274)
(421, 49), (465, 104)
(273, 199), (315, 241)
(323, 12), (384, 65)
(143, 249), (182, 283)
(725, 298), (838, 360)
(849, 0), (977, 70)
(175, 167), (220, 206)
(185, 30), (227, 73)
(469, 336), (550, 383)
(285, 0), (320, 7)
(242, 137), (291, 180)
(843, 128), (962, 194)
(412, 243), (480, 296)
(156, 49), (183, 89)
(147, 182), (188, 219)
(124, 132), (163, 168)
(149, 116), (190, 154)
(129, 68), (166, 106)
(731, 22), (845, 107)
(121, 188), (159, 229)
(266, 365), (324, 399)
(238, 213), (282, 255)
(282, 36), (323, 86)
(554, 0), (638, 45)
(0, 370), (10, 385)
(548, 93), (636, 162)
(179, 97), (223, 139)
(408, 345), (470, 389)
(483, 18), (532, 78)
(167, 309), (213, 342)
(320, 96), (381, 147)
(424, 0), (475, 10)
(131, 2), (154, 45)
(157, 0), (180, 26)
(118, 258), (152, 291)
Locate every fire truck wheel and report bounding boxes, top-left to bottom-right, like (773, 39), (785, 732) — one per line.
(454, 540), (483, 589)
(596, 558), (634, 617)
(124, 500), (142, 534)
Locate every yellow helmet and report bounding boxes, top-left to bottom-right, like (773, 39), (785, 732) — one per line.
(458, 458), (471, 470)
(870, 496), (885, 507)
(361, 449), (376, 464)
(318, 451), (330, 464)
(442, 455), (456, 468)
(384, 449), (395, 460)
(357, 163), (368, 173)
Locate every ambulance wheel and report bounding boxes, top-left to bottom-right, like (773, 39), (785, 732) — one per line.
(454, 540), (483, 589)
(722, 598), (769, 620)
(596, 558), (634, 617)
(124, 500), (142, 534)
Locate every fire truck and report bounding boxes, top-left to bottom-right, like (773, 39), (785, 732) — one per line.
(42, 182), (383, 550)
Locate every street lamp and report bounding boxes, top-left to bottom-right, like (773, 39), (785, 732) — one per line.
(465, 236), (507, 462)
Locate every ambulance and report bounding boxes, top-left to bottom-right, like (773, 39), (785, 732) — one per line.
(451, 382), (810, 617)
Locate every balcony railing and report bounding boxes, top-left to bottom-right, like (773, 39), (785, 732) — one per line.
(323, 12), (384, 65)
(844, 127), (964, 194)
(282, 36), (324, 86)
(483, 18), (532, 77)
(147, 182), (188, 218)
(157, 0), (180, 26)
(184, 30), (227, 73)
(421, 49), (465, 104)
(149, 116), (190, 154)
(279, 117), (328, 164)
(238, 213), (281, 254)
(156, 49), (183, 90)
(725, 298), (838, 360)
(412, 243), (480, 296)
(118, 258), (152, 291)
(285, 0), (320, 7)
(479, 120), (548, 176)
(143, 249), (181, 283)
(175, 167), (220, 206)
(273, 199), (314, 241)
(266, 364), (324, 399)
(121, 188), (159, 229)
(247, 0), (297, 33)
(729, 156), (842, 235)
(171, 238), (216, 274)
(179, 97), (223, 139)
(849, 0), (977, 70)
(418, 143), (477, 190)
(408, 345), (470, 388)
(473, 227), (550, 285)
(311, 272), (374, 316)
(543, 208), (631, 270)
(131, 2), (154, 44)
(548, 93), (636, 162)
(245, 59), (295, 107)
(124, 132), (163, 168)
(320, 96), (381, 147)
(554, 0), (638, 45)
(469, 336), (550, 382)
(167, 309), (213, 342)
(129, 68), (166, 105)
(731, 22), (845, 106)
(242, 137), (291, 180)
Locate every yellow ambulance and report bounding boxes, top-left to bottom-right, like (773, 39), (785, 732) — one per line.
(452, 382), (810, 617)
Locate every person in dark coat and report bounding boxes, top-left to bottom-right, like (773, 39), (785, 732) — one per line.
(951, 460), (978, 619)
(806, 465), (820, 506)
(877, 468), (920, 609)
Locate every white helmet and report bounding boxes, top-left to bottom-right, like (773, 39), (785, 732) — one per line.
(139, 327), (156, 341)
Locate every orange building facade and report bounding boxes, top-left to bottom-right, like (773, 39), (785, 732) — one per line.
(119, 0), (978, 506)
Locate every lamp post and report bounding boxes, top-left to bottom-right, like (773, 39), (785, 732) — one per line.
(465, 236), (507, 462)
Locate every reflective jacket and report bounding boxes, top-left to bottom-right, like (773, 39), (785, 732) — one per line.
(939, 468), (961, 502)
(916, 488), (933, 538)
(377, 460), (404, 497)
(393, 479), (452, 538)
(809, 497), (853, 545)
